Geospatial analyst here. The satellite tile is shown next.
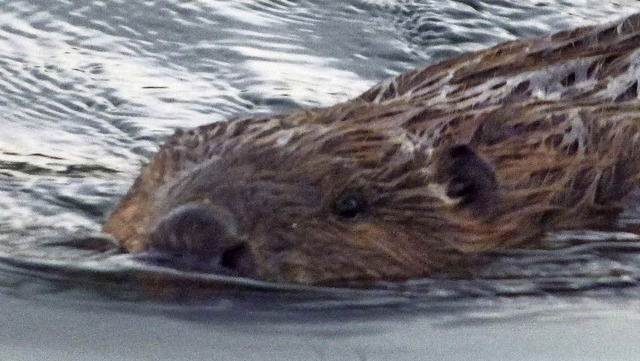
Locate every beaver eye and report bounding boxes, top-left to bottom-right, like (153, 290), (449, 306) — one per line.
(334, 192), (367, 219)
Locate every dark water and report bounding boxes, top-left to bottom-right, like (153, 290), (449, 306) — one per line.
(3, 1), (640, 360)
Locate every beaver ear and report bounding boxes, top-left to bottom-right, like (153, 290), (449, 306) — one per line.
(438, 144), (499, 209)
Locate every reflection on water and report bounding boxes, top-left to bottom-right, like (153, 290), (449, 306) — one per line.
(3, 0), (640, 360)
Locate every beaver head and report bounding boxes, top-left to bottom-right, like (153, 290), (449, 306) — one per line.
(104, 13), (640, 284)
(104, 113), (518, 284)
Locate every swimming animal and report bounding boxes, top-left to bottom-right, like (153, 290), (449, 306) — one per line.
(104, 13), (640, 284)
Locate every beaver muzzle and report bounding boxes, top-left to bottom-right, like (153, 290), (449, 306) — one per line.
(143, 203), (257, 277)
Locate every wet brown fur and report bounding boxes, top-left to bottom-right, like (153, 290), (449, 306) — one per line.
(104, 14), (640, 284)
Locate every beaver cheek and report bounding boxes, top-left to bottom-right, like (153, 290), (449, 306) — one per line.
(141, 203), (257, 277)
(348, 224), (424, 273)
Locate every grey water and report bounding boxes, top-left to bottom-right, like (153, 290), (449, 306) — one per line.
(3, 0), (640, 360)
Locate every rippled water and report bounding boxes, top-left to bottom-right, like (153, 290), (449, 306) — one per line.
(3, 1), (640, 360)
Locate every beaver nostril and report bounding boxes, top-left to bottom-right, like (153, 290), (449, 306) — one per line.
(219, 243), (255, 276)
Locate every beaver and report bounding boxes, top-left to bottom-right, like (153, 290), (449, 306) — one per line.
(104, 13), (640, 284)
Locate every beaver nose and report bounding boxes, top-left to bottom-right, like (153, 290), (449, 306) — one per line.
(145, 203), (256, 277)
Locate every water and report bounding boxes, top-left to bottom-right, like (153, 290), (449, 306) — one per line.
(2, 0), (640, 360)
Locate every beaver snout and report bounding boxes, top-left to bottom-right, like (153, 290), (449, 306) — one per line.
(144, 203), (256, 277)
